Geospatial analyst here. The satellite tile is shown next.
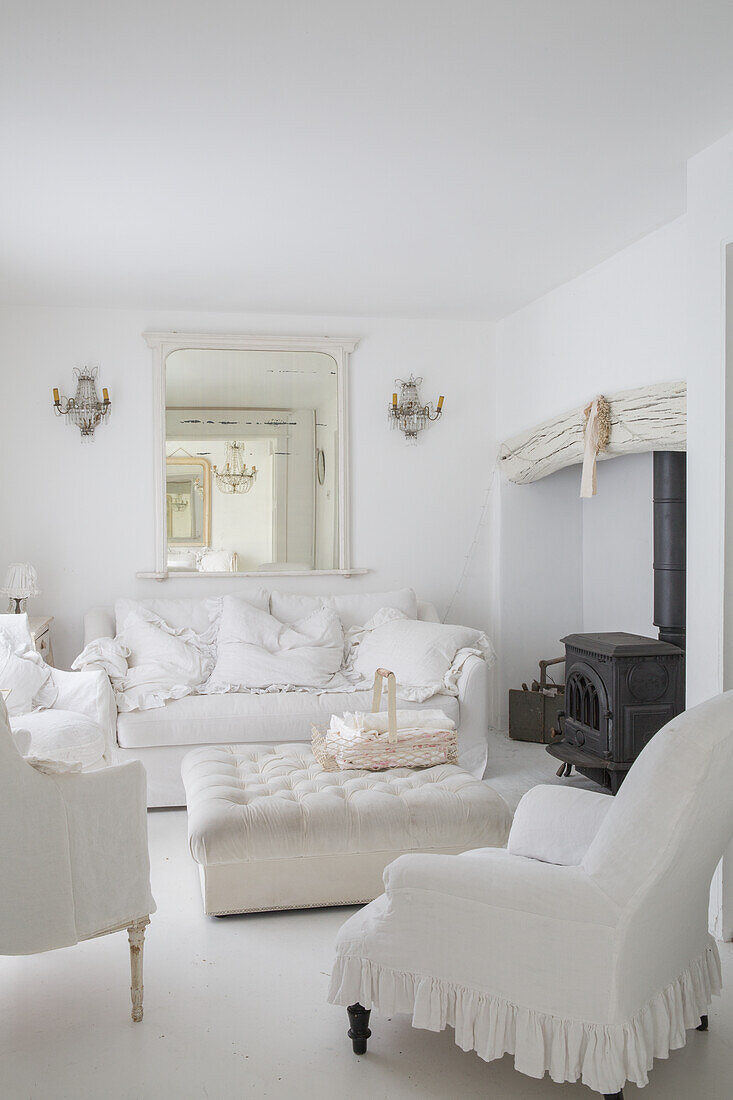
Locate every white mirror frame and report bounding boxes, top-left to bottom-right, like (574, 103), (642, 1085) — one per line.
(139, 331), (367, 579)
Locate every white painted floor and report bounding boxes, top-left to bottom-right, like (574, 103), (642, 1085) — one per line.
(2, 735), (733, 1099)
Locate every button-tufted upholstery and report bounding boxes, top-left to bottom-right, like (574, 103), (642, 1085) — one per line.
(182, 744), (512, 914)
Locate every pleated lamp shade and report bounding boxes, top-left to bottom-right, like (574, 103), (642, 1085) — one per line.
(1, 563), (40, 599)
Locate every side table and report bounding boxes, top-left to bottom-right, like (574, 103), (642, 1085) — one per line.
(29, 615), (55, 667)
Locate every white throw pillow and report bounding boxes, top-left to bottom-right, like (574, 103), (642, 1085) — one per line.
(206, 596), (345, 691)
(198, 549), (234, 572)
(352, 617), (493, 701)
(270, 588), (419, 629)
(114, 607), (214, 711)
(0, 612), (34, 648)
(10, 710), (106, 768)
(0, 633), (57, 716)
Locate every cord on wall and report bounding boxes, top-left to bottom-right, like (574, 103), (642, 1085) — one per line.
(443, 463), (498, 624)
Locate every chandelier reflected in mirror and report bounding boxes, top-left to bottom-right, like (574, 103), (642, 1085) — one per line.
(388, 375), (444, 443)
(213, 441), (258, 494)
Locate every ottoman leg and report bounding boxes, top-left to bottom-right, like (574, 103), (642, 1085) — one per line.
(347, 1003), (371, 1054)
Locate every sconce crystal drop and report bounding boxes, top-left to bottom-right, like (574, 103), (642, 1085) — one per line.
(388, 376), (444, 443)
(53, 367), (111, 440)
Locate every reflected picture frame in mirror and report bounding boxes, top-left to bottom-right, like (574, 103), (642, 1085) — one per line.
(165, 455), (211, 547)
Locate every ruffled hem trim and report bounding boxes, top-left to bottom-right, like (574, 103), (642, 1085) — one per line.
(327, 942), (721, 1094)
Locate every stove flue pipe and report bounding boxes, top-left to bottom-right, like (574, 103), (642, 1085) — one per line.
(653, 451), (686, 652)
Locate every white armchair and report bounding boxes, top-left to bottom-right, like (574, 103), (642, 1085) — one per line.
(0, 698), (155, 1021)
(0, 612), (116, 768)
(329, 690), (733, 1098)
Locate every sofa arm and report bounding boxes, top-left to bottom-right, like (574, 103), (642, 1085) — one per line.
(455, 653), (489, 777)
(508, 784), (613, 866)
(49, 668), (117, 760)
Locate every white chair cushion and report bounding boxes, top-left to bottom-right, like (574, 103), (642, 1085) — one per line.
(117, 689), (459, 749)
(10, 710), (106, 768)
(182, 743), (511, 866)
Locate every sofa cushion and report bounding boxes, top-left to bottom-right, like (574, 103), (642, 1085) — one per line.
(10, 710), (106, 768)
(116, 690), (459, 749)
(270, 588), (418, 628)
(114, 591), (269, 636)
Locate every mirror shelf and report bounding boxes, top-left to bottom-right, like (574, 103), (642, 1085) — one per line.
(136, 568), (371, 580)
(145, 332), (362, 578)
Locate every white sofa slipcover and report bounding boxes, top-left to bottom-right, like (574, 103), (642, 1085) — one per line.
(85, 595), (491, 807)
(182, 744), (512, 914)
(329, 690), (733, 1097)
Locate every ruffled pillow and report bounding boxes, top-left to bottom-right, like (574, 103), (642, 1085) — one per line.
(352, 615), (495, 702)
(112, 607), (215, 711)
(204, 596), (345, 692)
(0, 632), (57, 716)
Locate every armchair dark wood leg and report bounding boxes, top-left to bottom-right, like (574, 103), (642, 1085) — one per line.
(697, 1014), (709, 1031)
(603, 1092), (623, 1099)
(347, 1003), (371, 1054)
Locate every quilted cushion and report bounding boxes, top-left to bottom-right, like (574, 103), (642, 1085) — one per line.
(182, 744), (511, 866)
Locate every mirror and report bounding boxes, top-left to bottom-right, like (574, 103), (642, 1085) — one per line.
(164, 348), (340, 572)
(165, 456), (211, 555)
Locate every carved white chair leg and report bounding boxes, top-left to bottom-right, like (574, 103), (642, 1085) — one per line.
(127, 918), (150, 1022)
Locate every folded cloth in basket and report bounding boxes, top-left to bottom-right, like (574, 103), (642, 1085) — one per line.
(329, 708), (456, 744)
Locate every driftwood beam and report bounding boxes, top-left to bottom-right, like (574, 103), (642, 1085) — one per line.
(498, 380), (686, 485)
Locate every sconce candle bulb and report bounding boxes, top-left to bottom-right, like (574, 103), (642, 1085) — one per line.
(388, 376), (445, 443)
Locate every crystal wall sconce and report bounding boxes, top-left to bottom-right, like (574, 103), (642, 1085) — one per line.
(53, 367), (111, 439)
(388, 376), (444, 443)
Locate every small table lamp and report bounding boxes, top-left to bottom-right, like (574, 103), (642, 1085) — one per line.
(1, 562), (40, 613)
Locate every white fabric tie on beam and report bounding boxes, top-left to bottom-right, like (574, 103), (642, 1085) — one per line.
(580, 397), (601, 498)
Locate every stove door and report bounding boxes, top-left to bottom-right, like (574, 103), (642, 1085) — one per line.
(564, 662), (610, 757)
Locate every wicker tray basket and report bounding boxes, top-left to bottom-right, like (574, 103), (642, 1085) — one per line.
(312, 668), (458, 772)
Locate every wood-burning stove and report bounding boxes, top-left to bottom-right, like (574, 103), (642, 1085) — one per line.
(548, 632), (684, 791)
(546, 450), (687, 792)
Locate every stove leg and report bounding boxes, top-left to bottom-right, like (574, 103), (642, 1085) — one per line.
(697, 1014), (709, 1031)
(347, 1003), (371, 1054)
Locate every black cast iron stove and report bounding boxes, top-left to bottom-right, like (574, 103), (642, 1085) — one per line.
(546, 451), (687, 791)
(549, 632), (684, 791)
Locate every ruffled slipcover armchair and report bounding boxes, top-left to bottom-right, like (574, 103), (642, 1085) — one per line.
(329, 691), (733, 1098)
(0, 698), (155, 1021)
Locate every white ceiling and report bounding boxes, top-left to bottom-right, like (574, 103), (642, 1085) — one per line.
(3, 1), (733, 320)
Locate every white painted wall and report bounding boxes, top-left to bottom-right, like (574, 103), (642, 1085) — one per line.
(494, 216), (688, 724)
(0, 307), (495, 669)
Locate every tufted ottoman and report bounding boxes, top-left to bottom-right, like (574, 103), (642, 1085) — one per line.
(181, 744), (512, 915)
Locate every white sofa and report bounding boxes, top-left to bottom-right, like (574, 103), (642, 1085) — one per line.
(83, 595), (491, 808)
